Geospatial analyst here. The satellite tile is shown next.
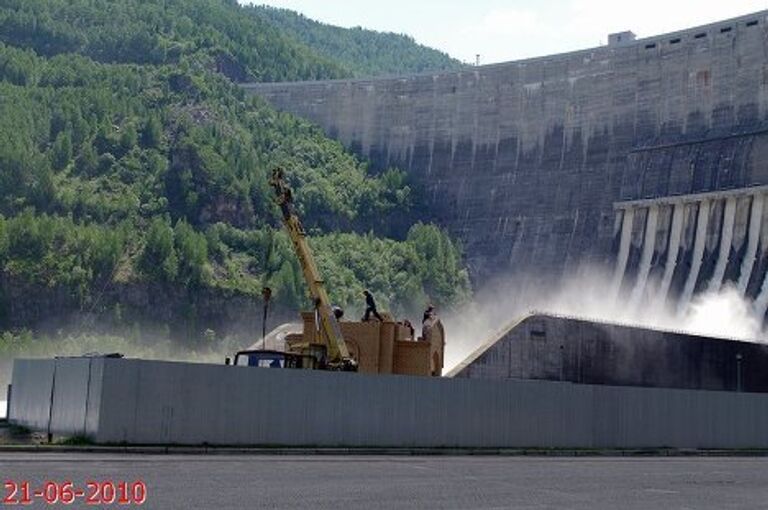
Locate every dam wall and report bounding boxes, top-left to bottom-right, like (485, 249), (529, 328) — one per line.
(8, 357), (768, 448)
(245, 12), (768, 304)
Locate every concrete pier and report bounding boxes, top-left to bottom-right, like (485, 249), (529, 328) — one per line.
(608, 187), (768, 314)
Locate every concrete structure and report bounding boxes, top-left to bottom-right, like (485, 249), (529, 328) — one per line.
(8, 356), (768, 448)
(449, 313), (768, 392)
(245, 11), (768, 317)
(609, 31), (637, 46)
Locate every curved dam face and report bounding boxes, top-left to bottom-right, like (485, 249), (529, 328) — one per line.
(245, 12), (768, 310)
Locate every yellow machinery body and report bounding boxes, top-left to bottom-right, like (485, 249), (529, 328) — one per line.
(286, 313), (445, 377)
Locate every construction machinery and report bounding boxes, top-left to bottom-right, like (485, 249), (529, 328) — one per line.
(230, 168), (445, 376)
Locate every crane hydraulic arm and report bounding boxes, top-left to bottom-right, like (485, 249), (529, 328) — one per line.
(268, 168), (353, 366)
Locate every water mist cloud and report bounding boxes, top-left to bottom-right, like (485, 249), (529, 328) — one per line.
(442, 267), (768, 372)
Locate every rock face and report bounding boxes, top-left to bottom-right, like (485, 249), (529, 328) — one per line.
(245, 11), (768, 311)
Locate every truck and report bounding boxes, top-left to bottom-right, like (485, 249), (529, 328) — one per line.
(230, 168), (445, 376)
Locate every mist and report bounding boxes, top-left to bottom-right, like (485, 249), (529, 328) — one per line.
(442, 266), (768, 372)
(2, 268), (765, 391)
(0, 331), (255, 399)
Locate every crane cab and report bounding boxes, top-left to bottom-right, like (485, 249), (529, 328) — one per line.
(233, 349), (319, 369)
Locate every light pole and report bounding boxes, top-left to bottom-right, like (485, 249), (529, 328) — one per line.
(262, 286), (272, 349)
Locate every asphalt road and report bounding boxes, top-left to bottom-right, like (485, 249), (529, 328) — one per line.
(0, 453), (767, 509)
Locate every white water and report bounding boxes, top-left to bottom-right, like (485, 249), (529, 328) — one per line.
(629, 205), (659, 306)
(443, 268), (767, 373)
(738, 195), (765, 293)
(707, 197), (737, 293)
(753, 268), (768, 318)
(611, 208), (635, 296)
(678, 200), (711, 314)
(657, 203), (684, 303)
(685, 286), (764, 340)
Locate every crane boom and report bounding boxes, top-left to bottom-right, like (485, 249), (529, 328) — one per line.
(269, 168), (351, 363)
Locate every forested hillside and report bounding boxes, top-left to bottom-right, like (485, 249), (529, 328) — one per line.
(0, 0), (347, 82)
(0, 0), (463, 82)
(0, 0), (470, 349)
(249, 6), (464, 77)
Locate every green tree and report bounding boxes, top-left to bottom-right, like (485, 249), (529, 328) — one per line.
(174, 219), (210, 287)
(406, 223), (471, 306)
(141, 115), (163, 149)
(119, 124), (138, 155)
(75, 143), (98, 177)
(29, 160), (55, 210)
(51, 130), (72, 171)
(138, 217), (178, 282)
(0, 215), (8, 262)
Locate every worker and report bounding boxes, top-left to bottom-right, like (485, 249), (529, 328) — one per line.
(422, 304), (435, 324)
(362, 290), (383, 322)
(270, 167), (295, 220)
(402, 319), (415, 340)
(421, 304), (436, 340)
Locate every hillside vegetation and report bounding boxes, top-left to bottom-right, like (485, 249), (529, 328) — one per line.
(250, 6), (464, 77)
(0, 0), (470, 346)
(0, 0), (347, 82)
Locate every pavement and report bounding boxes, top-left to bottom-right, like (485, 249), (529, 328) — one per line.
(0, 453), (767, 509)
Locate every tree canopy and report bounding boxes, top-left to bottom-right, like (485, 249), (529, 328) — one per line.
(249, 6), (465, 77)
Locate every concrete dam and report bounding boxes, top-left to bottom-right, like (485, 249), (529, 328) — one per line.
(13, 11), (768, 451)
(245, 11), (768, 317)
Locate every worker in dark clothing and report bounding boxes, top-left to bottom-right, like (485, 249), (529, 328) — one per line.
(422, 304), (436, 340)
(422, 304), (435, 324)
(362, 289), (383, 322)
(270, 167), (295, 220)
(403, 319), (415, 340)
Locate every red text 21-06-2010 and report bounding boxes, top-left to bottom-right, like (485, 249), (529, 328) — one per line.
(3, 480), (147, 506)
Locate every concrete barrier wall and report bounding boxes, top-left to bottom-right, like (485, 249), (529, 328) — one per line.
(450, 314), (768, 393)
(7, 359), (56, 432)
(8, 358), (103, 438)
(9, 358), (768, 448)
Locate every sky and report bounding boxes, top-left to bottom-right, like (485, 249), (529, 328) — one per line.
(240, 0), (768, 64)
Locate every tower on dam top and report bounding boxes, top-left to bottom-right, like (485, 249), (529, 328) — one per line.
(245, 10), (768, 320)
(608, 31), (636, 47)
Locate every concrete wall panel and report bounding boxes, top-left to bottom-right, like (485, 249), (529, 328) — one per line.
(8, 358), (104, 437)
(9, 358), (768, 448)
(7, 359), (55, 431)
(49, 358), (99, 437)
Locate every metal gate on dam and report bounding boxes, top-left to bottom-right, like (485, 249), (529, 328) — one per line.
(244, 11), (768, 306)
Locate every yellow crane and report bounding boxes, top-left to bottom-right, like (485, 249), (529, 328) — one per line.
(229, 167), (444, 377)
(268, 168), (356, 370)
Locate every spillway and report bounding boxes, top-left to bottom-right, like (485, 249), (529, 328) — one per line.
(610, 187), (768, 320)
